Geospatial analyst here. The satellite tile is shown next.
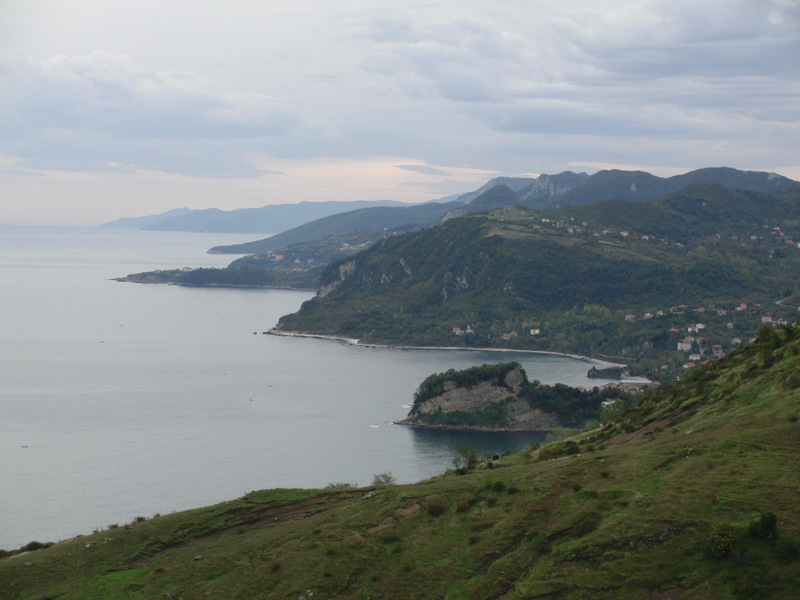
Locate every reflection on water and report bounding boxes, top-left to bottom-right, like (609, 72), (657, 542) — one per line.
(408, 427), (547, 472)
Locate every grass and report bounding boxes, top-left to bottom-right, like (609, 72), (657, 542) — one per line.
(2, 327), (799, 599)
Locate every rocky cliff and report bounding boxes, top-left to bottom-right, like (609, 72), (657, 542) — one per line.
(398, 364), (561, 431)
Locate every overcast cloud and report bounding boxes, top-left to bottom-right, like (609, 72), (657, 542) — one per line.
(1, 0), (798, 225)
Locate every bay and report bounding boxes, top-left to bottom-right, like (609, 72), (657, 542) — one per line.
(0, 226), (612, 549)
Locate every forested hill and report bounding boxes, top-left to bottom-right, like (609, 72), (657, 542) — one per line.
(276, 184), (800, 378)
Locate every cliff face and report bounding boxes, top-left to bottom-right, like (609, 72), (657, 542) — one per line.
(400, 365), (560, 431)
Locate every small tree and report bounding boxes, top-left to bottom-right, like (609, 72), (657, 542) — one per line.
(452, 445), (478, 473)
(371, 472), (396, 487)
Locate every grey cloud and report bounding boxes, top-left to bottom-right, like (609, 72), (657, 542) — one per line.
(0, 51), (302, 175)
(354, 1), (798, 154)
(397, 164), (451, 176)
(359, 15), (525, 103)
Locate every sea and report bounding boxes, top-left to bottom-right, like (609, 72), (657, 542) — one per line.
(0, 225), (613, 549)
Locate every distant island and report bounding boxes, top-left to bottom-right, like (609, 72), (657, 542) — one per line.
(99, 199), (412, 234)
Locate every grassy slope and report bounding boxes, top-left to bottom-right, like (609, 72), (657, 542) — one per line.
(2, 327), (799, 600)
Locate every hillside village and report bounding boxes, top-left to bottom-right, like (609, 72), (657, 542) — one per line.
(435, 203), (800, 381)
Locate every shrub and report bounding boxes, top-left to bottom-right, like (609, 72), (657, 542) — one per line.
(706, 523), (736, 558)
(747, 512), (778, 541)
(371, 472), (397, 487)
(20, 541), (51, 552)
(452, 445), (478, 472)
(425, 496), (448, 516)
(489, 481), (506, 493)
(325, 482), (357, 489)
(775, 539), (799, 563)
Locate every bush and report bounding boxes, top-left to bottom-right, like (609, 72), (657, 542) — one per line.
(706, 523), (736, 558)
(325, 482), (357, 489)
(425, 496), (448, 517)
(748, 512), (778, 540)
(452, 445), (478, 472)
(371, 472), (397, 487)
(775, 539), (799, 563)
(489, 481), (506, 493)
(19, 541), (52, 552)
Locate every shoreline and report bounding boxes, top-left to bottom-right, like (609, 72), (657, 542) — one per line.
(265, 329), (626, 368)
(112, 276), (317, 292)
(393, 419), (552, 434)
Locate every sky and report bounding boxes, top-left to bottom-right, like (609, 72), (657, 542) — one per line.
(1, 0), (799, 226)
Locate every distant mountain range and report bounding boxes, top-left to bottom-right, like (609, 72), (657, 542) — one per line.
(101, 167), (797, 245)
(207, 166), (799, 254)
(99, 199), (410, 234)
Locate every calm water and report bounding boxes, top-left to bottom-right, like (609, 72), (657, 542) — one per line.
(0, 226), (611, 549)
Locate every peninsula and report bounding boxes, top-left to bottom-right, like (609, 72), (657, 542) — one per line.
(398, 362), (628, 431)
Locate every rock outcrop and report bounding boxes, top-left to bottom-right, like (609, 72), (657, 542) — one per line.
(399, 364), (561, 431)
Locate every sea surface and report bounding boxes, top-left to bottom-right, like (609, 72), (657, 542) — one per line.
(0, 226), (612, 549)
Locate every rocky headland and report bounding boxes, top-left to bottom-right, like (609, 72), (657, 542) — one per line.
(398, 362), (612, 431)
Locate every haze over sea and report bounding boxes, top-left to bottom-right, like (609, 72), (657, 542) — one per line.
(0, 226), (611, 549)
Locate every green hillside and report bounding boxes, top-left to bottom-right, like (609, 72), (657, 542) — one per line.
(276, 185), (800, 378)
(2, 326), (799, 599)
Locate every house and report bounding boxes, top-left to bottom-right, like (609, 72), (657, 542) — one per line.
(731, 337), (742, 346)
(761, 315), (774, 324)
(624, 314), (636, 322)
(677, 339), (693, 352)
(452, 327), (463, 335)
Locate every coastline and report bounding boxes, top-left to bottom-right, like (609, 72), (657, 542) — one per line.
(112, 276), (317, 292)
(265, 329), (626, 368)
(392, 418), (552, 433)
